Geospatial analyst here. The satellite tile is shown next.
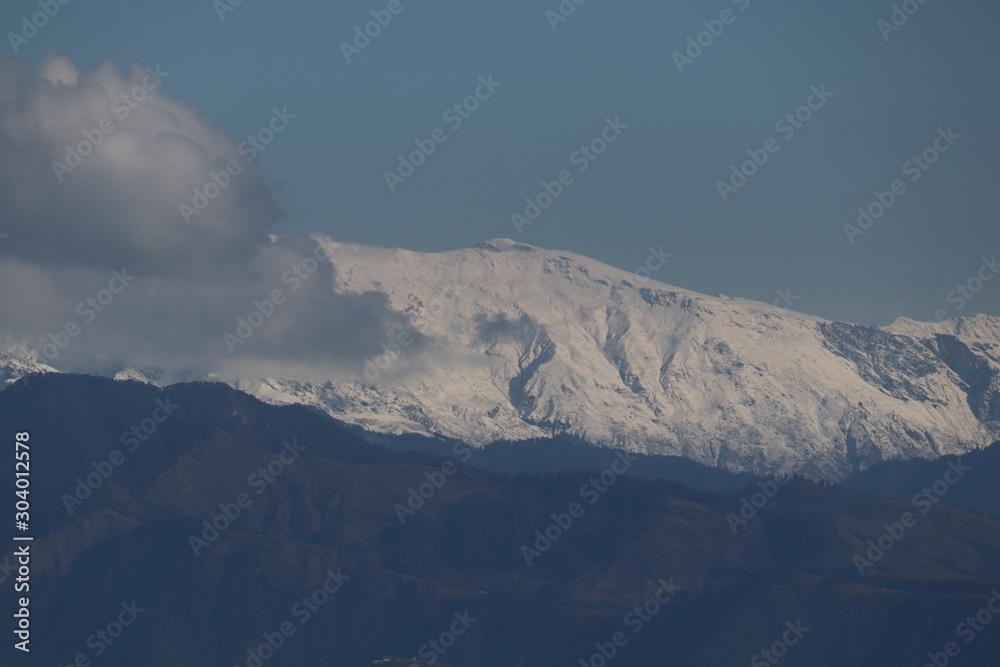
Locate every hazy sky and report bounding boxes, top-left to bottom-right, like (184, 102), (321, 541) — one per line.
(0, 0), (997, 326)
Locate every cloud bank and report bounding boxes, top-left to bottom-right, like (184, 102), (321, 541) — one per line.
(0, 51), (420, 378)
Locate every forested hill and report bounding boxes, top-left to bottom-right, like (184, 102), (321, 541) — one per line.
(2, 374), (1000, 666)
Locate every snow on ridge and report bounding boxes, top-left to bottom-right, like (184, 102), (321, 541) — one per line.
(299, 236), (1000, 479)
(2, 236), (999, 481)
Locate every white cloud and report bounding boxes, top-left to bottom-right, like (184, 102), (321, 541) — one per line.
(0, 51), (420, 375)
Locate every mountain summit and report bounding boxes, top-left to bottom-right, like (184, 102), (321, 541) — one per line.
(246, 237), (1000, 480)
(4, 237), (999, 480)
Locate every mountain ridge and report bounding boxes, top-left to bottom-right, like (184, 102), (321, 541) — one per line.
(5, 373), (1000, 666)
(3, 237), (999, 480)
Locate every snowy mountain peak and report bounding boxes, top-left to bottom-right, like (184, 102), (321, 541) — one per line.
(887, 313), (1000, 342)
(3, 237), (999, 480)
(292, 237), (1000, 479)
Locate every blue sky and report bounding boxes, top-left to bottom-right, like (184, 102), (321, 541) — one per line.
(2, 0), (998, 324)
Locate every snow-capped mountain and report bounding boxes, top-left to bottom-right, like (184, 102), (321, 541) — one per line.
(236, 237), (1000, 479)
(0, 343), (55, 385)
(3, 237), (999, 480)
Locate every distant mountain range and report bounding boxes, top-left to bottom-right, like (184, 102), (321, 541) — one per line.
(4, 374), (1000, 666)
(3, 237), (1000, 480)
